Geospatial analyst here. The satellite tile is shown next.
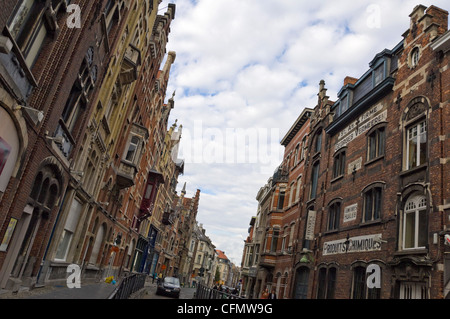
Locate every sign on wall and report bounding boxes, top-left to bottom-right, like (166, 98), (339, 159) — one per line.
(343, 204), (358, 223)
(335, 103), (387, 152)
(323, 234), (382, 255)
(305, 210), (316, 240)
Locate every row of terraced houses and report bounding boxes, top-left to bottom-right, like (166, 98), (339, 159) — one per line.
(241, 4), (450, 299)
(0, 0), (218, 293)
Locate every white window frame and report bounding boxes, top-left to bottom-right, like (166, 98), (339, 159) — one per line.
(55, 199), (83, 261)
(405, 120), (427, 170)
(402, 195), (427, 250)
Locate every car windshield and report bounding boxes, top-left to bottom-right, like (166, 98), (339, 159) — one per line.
(164, 277), (179, 285)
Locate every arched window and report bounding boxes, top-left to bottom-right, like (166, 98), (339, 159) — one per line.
(410, 47), (420, 68)
(327, 201), (341, 231)
(317, 266), (337, 299)
(310, 161), (320, 200)
(89, 223), (106, 264)
(29, 165), (61, 219)
(332, 149), (346, 179)
(362, 185), (383, 223)
(293, 267), (310, 299)
(402, 98), (428, 171)
(402, 194), (427, 250)
(367, 125), (385, 161)
(314, 130), (322, 154)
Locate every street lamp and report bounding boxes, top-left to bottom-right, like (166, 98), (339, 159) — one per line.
(344, 233), (351, 253)
(14, 105), (44, 123)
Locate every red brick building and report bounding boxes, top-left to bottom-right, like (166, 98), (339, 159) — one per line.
(289, 5), (450, 299)
(0, 0), (112, 291)
(0, 0), (182, 292)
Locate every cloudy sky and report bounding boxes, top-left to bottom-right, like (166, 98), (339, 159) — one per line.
(157, 0), (449, 264)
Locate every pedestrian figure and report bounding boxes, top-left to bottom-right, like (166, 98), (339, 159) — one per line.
(261, 287), (269, 299)
(268, 288), (277, 299)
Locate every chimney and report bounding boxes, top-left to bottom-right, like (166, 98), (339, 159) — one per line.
(344, 76), (358, 86)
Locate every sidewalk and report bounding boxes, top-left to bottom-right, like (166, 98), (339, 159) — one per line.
(0, 281), (118, 299)
(136, 278), (158, 299)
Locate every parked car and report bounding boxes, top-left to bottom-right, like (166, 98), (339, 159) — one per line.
(156, 276), (181, 298)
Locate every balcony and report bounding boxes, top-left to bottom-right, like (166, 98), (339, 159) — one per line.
(116, 160), (137, 189)
(162, 209), (175, 225)
(119, 44), (141, 85)
(271, 165), (289, 186)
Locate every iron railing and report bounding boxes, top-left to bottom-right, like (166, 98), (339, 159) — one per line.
(194, 283), (243, 299)
(108, 273), (147, 299)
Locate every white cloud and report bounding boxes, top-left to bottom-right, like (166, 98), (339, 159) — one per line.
(159, 0), (450, 264)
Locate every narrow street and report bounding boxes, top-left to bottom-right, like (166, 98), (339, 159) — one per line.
(140, 282), (196, 300)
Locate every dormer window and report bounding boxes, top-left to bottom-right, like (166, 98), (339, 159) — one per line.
(340, 94), (349, 115)
(373, 62), (385, 86)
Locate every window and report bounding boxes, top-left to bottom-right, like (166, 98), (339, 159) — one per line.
(314, 130), (322, 153)
(310, 162), (320, 199)
(317, 267), (337, 299)
(402, 194), (427, 250)
(294, 144), (300, 164)
(89, 224), (106, 265)
(332, 150), (346, 178)
(300, 136), (307, 161)
(352, 266), (366, 299)
(368, 127), (385, 160)
(281, 228), (287, 252)
(340, 95), (348, 115)
(144, 183), (154, 199)
(61, 87), (83, 133)
(55, 48), (97, 157)
(373, 63), (384, 86)
(125, 135), (140, 162)
(400, 282), (427, 299)
(327, 202), (340, 231)
(363, 187), (382, 222)
(406, 120), (427, 170)
(277, 190), (285, 210)
(293, 267), (309, 299)
(410, 47), (420, 68)
(295, 176), (302, 202)
(29, 165), (61, 219)
(288, 226), (295, 250)
(8, 0), (49, 68)
(289, 182), (295, 206)
(352, 265), (381, 299)
(55, 198), (83, 260)
(245, 245), (253, 267)
(270, 229), (279, 252)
